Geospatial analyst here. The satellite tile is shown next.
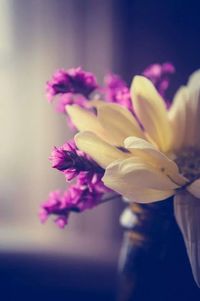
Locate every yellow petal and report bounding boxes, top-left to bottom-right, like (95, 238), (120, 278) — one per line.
(106, 157), (179, 190)
(123, 189), (174, 203)
(187, 179), (200, 198)
(97, 103), (144, 145)
(124, 136), (187, 186)
(102, 157), (176, 203)
(186, 70), (200, 148)
(169, 70), (200, 149)
(168, 87), (188, 151)
(169, 85), (197, 149)
(188, 69), (200, 89)
(131, 76), (172, 152)
(74, 131), (129, 168)
(89, 99), (105, 108)
(66, 105), (106, 140)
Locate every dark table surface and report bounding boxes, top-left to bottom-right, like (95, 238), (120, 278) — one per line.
(0, 251), (117, 301)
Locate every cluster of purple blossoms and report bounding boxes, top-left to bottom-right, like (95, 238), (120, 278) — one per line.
(142, 62), (175, 102)
(46, 67), (98, 101)
(46, 67), (98, 117)
(39, 173), (107, 228)
(39, 140), (108, 228)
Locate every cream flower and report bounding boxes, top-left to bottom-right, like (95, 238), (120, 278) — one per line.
(67, 70), (200, 286)
(66, 73), (200, 202)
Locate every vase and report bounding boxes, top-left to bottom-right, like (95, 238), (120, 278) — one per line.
(117, 198), (200, 301)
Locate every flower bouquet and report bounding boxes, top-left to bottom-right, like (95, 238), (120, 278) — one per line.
(39, 63), (200, 296)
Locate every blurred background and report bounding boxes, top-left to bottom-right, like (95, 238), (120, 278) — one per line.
(0, 0), (200, 300)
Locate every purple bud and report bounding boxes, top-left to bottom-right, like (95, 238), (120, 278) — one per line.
(49, 140), (104, 181)
(49, 146), (76, 171)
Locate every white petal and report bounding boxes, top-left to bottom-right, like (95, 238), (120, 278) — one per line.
(106, 157), (179, 190)
(131, 76), (172, 152)
(89, 99), (105, 108)
(174, 192), (200, 287)
(66, 105), (107, 140)
(75, 131), (129, 168)
(183, 95), (197, 147)
(124, 136), (187, 186)
(169, 70), (200, 149)
(123, 189), (174, 203)
(97, 103), (144, 146)
(188, 69), (200, 89)
(187, 179), (200, 198)
(102, 157), (176, 203)
(187, 70), (200, 148)
(168, 87), (188, 151)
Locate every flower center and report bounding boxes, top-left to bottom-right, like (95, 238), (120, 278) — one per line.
(175, 147), (200, 182)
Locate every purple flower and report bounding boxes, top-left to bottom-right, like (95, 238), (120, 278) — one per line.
(49, 141), (76, 171)
(103, 73), (132, 110)
(39, 173), (109, 228)
(142, 62), (175, 101)
(49, 140), (103, 181)
(46, 67), (98, 102)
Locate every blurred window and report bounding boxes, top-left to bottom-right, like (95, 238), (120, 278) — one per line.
(0, 0), (122, 264)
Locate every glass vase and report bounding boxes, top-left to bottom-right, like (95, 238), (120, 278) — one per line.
(117, 198), (200, 301)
